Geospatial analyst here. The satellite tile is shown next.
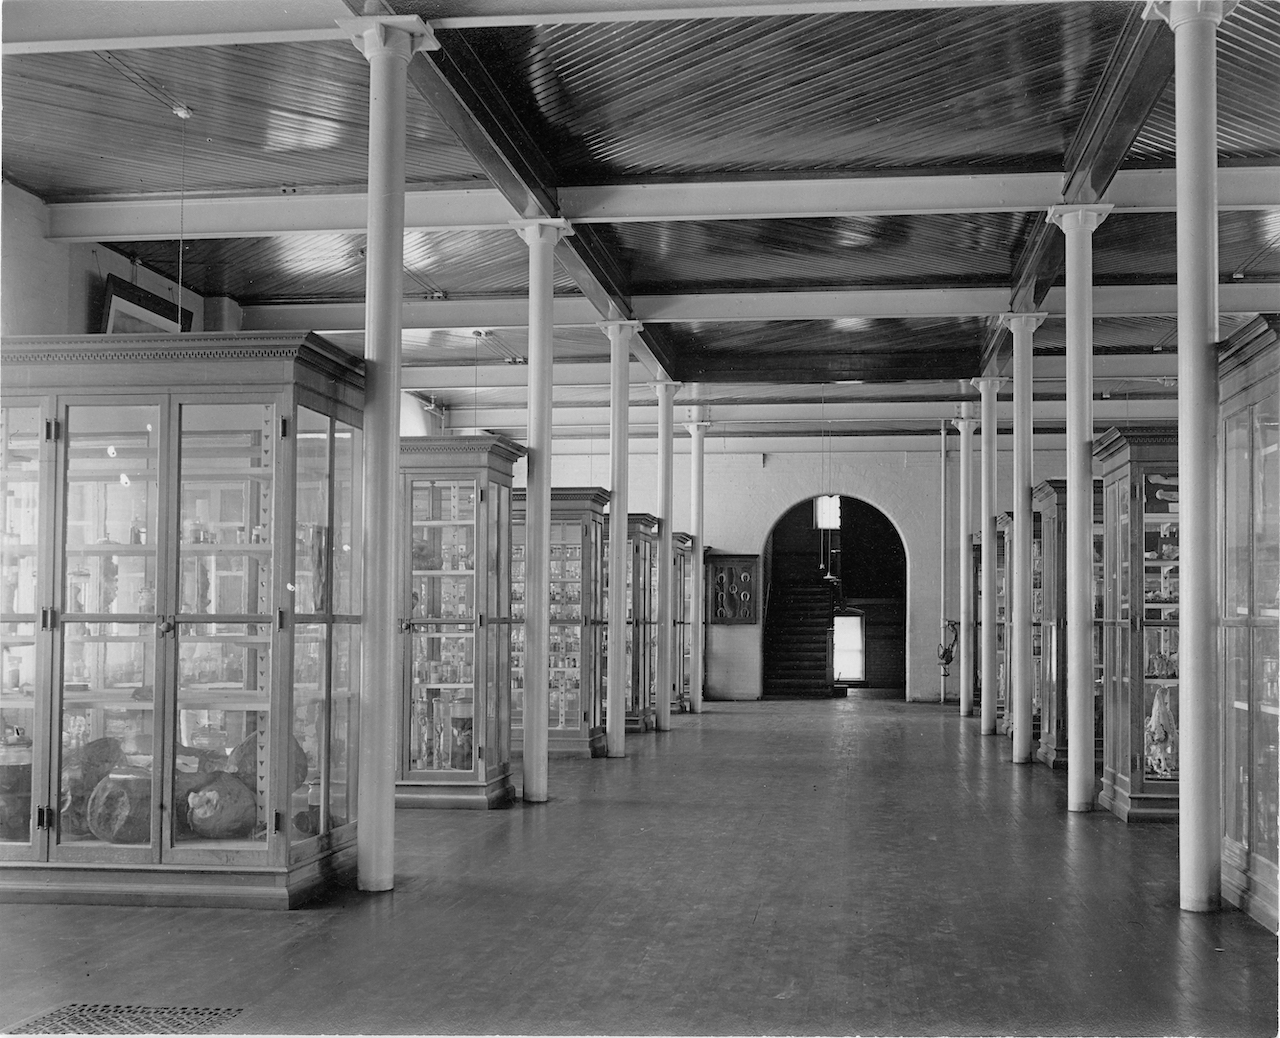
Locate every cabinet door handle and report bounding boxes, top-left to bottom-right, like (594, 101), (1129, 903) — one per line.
(158, 619), (175, 634)
(400, 620), (412, 632)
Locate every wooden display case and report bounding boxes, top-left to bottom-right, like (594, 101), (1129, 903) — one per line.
(1032, 480), (1103, 769)
(511, 487), (608, 758)
(1218, 316), (1279, 932)
(971, 527), (1007, 716)
(603, 514), (659, 733)
(1095, 427), (1179, 821)
(0, 332), (364, 908)
(672, 532), (694, 714)
(396, 435), (524, 809)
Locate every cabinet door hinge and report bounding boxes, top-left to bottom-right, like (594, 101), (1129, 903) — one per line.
(277, 608), (287, 630)
(477, 746), (483, 760)
(274, 811), (283, 833)
(281, 416), (290, 439)
(477, 613), (485, 627)
(40, 606), (56, 631)
(44, 419), (61, 441)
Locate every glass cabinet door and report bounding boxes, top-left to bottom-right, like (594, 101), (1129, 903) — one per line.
(407, 478), (478, 775)
(55, 404), (162, 858)
(169, 402), (276, 856)
(1, 405), (43, 853)
(1140, 472), (1180, 786)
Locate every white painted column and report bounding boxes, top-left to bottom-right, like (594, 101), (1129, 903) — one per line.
(1148, 0), (1229, 911)
(1048, 203), (1111, 811)
(343, 14), (435, 892)
(1003, 313), (1046, 763)
(604, 321), (640, 757)
(654, 380), (678, 732)
(973, 376), (1006, 735)
(514, 218), (573, 801)
(686, 407), (709, 713)
(954, 405), (977, 716)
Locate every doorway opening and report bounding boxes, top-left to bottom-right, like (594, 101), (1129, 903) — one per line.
(762, 495), (907, 698)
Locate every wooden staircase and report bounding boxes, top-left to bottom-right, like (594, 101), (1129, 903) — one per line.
(763, 583), (835, 698)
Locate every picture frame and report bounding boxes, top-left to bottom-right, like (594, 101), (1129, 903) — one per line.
(706, 553), (758, 625)
(100, 273), (193, 334)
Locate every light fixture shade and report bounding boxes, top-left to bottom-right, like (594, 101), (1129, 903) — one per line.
(814, 494), (840, 529)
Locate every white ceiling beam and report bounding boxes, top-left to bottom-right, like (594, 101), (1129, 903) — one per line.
(241, 282), (1277, 332)
(402, 361), (651, 390)
(1, 0), (353, 54)
(46, 187), (516, 242)
(44, 168), (1276, 241)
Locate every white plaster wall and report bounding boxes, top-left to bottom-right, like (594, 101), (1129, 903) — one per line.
(3, 181), (203, 336)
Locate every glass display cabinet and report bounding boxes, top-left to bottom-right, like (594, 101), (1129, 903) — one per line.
(1032, 480), (1103, 769)
(1218, 317), (1279, 932)
(1095, 427), (1179, 821)
(993, 513), (1014, 730)
(511, 487), (608, 758)
(0, 332), (363, 908)
(672, 532), (694, 714)
(396, 435), (524, 809)
(603, 514), (659, 733)
(971, 527), (1007, 717)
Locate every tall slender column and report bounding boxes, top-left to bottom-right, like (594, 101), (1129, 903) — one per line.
(342, 14), (436, 892)
(686, 407), (710, 712)
(1147, 0), (1229, 912)
(1002, 313), (1047, 762)
(654, 380), (678, 731)
(1048, 203), (1111, 811)
(514, 218), (573, 801)
(973, 376), (1006, 734)
(954, 405), (977, 715)
(604, 321), (640, 757)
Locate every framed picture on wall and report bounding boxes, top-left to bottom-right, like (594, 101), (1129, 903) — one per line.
(706, 553), (758, 624)
(100, 273), (193, 333)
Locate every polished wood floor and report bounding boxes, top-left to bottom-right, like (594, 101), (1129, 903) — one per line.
(2, 697), (1276, 1036)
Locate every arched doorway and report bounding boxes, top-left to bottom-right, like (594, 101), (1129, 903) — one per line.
(762, 495), (907, 698)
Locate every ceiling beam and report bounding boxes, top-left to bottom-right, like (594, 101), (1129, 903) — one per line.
(239, 282), (1278, 332)
(44, 168), (1277, 241)
(981, 4), (1178, 374)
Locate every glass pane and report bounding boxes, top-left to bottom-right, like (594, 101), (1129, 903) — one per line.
(486, 622), (500, 772)
(1224, 625), (1250, 848)
(1117, 475), (1130, 619)
(510, 621), (525, 729)
(292, 623), (327, 839)
(332, 421), (362, 616)
(550, 624), (582, 730)
(330, 622), (358, 825)
(294, 408), (331, 617)
(1224, 407), (1252, 619)
(409, 624), (474, 771)
(1255, 626), (1279, 865)
(179, 403), (274, 616)
(1143, 678), (1179, 783)
(64, 406), (160, 617)
(2, 407), (41, 618)
(1, 622), (37, 843)
(410, 480), (476, 621)
(58, 621), (156, 846)
(173, 622), (272, 846)
(1256, 393), (1279, 619)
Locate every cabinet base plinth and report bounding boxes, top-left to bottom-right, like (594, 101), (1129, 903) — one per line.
(395, 774), (515, 809)
(1037, 739), (1068, 769)
(1098, 782), (1178, 822)
(0, 843), (356, 910)
(1223, 858), (1279, 934)
(512, 730), (601, 758)
(624, 709), (655, 734)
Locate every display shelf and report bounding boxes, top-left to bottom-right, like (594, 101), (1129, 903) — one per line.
(1094, 427), (1180, 822)
(1218, 315), (1279, 933)
(0, 331), (364, 908)
(397, 436), (524, 807)
(510, 489), (607, 756)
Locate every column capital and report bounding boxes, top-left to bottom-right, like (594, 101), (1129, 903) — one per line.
(999, 311), (1048, 334)
(650, 380), (682, 396)
(598, 319), (643, 337)
(971, 376), (1008, 393)
(952, 402), (978, 432)
(337, 15), (438, 61)
(1047, 204), (1113, 234)
(1143, 0), (1236, 30)
(512, 218), (574, 247)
